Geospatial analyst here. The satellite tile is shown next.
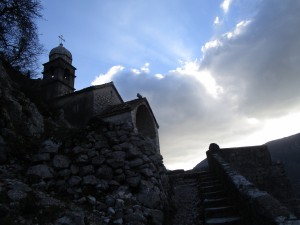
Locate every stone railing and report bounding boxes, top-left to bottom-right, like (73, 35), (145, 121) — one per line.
(206, 147), (300, 225)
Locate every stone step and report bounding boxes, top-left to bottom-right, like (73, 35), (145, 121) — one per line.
(201, 180), (221, 187)
(203, 198), (229, 208)
(199, 176), (218, 182)
(203, 190), (225, 199)
(174, 183), (198, 188)
(201, 184), (223, 193)
(205, 216), (242, 225)
(199, 173), (215, 178)
(205, 206), (237, 218)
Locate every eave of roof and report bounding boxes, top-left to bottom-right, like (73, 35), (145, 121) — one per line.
(101, 98), (159, 128)
(43, 57), (77, 70)
(48, 82), (123, 103)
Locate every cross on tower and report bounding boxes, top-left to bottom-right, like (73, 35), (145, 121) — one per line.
(58, 35), (65, 45)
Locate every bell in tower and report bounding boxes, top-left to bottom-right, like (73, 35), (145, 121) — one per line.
(42, 37), (76, 100)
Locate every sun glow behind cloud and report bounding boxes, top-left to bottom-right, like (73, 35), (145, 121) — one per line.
(91, 65), (124, 85)
(224, 112), (300, 148)
(220, 0), (233, 14)
(170, 61), (224, 98)
(40, 0), (300, 170)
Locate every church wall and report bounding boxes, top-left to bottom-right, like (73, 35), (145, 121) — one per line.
(102, 112), (133, 125)
(131, 104), (160, 153)
(92, 86), (123, 115)
(51, 91), (94, 127)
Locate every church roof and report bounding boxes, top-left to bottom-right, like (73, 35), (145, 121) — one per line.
(49, 44), (72, 64)
(100, 98), (159, 128)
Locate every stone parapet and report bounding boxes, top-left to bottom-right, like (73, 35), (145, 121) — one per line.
(207, 149), (300, 225)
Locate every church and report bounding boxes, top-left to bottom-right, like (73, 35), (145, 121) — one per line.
(41, 43), (160, 151)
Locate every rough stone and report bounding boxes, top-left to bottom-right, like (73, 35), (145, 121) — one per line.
(124, 211), (146, 223)
(32, 153), (51, 163)
(149, 209), (164, 225)
(58, 169), (71, 177)
(7, 189), (27, 201)
(113, 218), (123, 225)
(126, 147), (140, 159)
(126, 176), (141, 188)
(87, 195), (97, 205)
(137, 181), (161, 208)
(129, 158), (144, 168)
(70, 164), (79, 175)
(72, 146), (87, 154)
(79, 165), (94, 176)
(91, 155), (105, 165)
(82, 175), (98, 185)
(27, 164), (53, 179)
(53, 155), (71, 169)
(95, 179), (109, 191)
(87, 149), (98, 158)
(68, 176), (82, 186)
(40, 139), (60, 153)
(107, 158), (124, 168)
(76, 154), (88, 163)
(97, 166), (114, 180)
(141, 168), (154, 177)
(55, 211), (85, 225)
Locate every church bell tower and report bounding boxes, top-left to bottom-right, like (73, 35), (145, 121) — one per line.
(42, 39), (76, 100)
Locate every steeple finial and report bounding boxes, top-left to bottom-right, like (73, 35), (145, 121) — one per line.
(58, 35), (65, 45)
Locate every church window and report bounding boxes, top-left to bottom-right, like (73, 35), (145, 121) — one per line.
(50, 67), (55, 78)
(64, 69), (70, 81)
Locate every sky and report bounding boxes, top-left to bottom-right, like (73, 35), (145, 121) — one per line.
(37, 0), (300, 170)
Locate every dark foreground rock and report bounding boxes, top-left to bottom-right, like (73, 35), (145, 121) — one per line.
(0, 60), (171, 224)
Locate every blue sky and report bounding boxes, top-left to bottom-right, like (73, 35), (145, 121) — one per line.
(37, 0), (300, 169)
(38, 0), (223, 88)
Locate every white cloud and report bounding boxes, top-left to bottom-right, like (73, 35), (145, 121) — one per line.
(141, 62), (150, 74)
(225, 20), (251, 39)
(201, 39), (223, 53)
(220, 0), (233, 14)
(92, 65), (124, 85)
(214, 16), (221, 25)
(171, 61), (224, 98)
(131, 63), (151, 75)
(155, 74), (164, 79)
(131, 68), (141, 75)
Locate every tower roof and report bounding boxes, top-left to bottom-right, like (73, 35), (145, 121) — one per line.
(49, 43), (72, 64)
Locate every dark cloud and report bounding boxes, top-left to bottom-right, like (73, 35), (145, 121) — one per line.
(202, 0), (300, 118)
(92, 0), (300, 169)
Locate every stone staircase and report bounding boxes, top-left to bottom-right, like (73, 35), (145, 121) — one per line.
(199, 171), (243, 225)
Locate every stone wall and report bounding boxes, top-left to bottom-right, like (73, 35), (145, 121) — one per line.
(0, 120), (171, 224)
(220, 145), (295, 205)
(0, 60), (44, 159)
(207, 148), (300, 224)
(93, 84), (123, 115)
(0, 60), (171, 224)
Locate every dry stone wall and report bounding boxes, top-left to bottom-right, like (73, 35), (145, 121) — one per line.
(0, 120), (171, 225)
